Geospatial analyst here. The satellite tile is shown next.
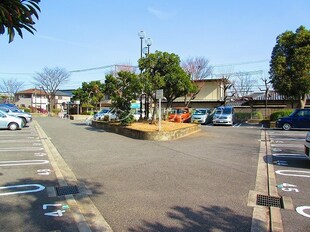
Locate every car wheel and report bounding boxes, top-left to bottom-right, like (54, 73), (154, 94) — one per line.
(8, 122), (18, 131)
(282, 123), (292, 131)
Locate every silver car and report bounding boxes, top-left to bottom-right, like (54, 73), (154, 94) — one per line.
(304, 131), (310, 160)
(213, 106), (236, 126)
(0, 110), (24, 130)
(94, 108), (117, 121)
(191, 108), (212, 124)
(0, 106), (32, 125)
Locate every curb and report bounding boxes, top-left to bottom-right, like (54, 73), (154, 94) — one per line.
(249, 130), (285, 231)
(91, 121), (200, 141)
(34, 120), (113, 232)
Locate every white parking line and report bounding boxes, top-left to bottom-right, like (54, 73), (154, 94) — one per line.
(0, 184), (45, 196)
(270, 138), (305, 141)
(271, 144), (301, 147)
(0, 147), (44, 152)
(0, 160), (49, 167)
(272, 153), (308, 159)
(0, 139), (40, 143)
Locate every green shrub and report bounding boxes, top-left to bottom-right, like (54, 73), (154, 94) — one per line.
(82, 111), (93, 115)
(20, 107), (31, 113)
(52, 108), (61, 114)
(270, 109), (293, 121)
(235, 113), (251, 122)
(254, 111), (263, 119)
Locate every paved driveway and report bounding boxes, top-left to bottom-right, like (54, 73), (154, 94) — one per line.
(35, 117), (261, 232)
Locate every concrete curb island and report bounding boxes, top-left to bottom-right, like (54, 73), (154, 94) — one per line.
(91, 121), (201, 141)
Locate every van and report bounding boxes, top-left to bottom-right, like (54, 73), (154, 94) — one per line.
(213, 106), (235, 126)
(276, 108), (310, 130)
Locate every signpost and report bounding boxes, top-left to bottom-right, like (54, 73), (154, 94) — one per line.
(156, 89), (163, 131)
(74, 100), (80, 115)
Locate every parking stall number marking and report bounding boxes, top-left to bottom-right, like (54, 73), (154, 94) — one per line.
(0, 184), (45, 196)
(34, 152), (47, 157)
(43, 204), (69, 217)
(37, 169), (52, 176)
(277, 183), (299, 193)
(274, 160), (288, 166)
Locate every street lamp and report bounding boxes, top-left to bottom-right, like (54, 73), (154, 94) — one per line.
(145, 38), (152, 54)
(138, 30), (145, 59)
(138, 31), (153, 120)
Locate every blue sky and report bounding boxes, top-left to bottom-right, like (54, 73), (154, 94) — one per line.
(0, 0), (309, 89)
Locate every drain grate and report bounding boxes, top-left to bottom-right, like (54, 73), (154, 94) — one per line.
(256, 194), (283, 208)
(55, 185), (79, 196)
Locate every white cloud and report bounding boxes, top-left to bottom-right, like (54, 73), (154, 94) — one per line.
(147, 7), (176, 20)
(37, 35), (94, 49)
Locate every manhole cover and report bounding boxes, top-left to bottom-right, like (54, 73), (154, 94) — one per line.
(55, 185), (79, 196)
(256, 194), (283, 208)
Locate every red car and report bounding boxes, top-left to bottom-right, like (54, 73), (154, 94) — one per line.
(168, 108), (191, 123)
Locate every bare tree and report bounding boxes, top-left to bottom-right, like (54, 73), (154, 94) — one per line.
(219, 74), (235, 106)
(181, 57), (213, 106)
(110, 64), (137, 77)
(259, 74), (272, 119)
(0, 79), (24, 103)
(232, 73), (257, 98)
(33, 67), (70, 112)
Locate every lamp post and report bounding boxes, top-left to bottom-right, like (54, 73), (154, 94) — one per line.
(138, 31), (145, 120)
(145, 38), (152, 54)
(138, 31), (145, 59)
(138, 31), (153, 120)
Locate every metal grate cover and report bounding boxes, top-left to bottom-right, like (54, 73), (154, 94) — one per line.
(55, 185), (79, 196)
(256, 194), (283, 208)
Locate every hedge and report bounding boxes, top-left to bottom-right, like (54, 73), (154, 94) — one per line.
(270, 109), (294, 121)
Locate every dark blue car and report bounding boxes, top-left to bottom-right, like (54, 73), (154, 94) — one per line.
(276, 108), (310, 130)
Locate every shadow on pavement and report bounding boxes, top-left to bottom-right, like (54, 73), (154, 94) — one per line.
(0, 177), (104, 232)
(128, 205), (260, 232)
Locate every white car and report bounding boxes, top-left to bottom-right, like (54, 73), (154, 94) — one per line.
(0, 110), (24, 130)
(94, 108), (117, 121)
(304, 131), (310, 160)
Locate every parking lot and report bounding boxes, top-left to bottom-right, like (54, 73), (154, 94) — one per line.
(268, 129), (310, 231)
(33, 117), (262, 231)
(1, 117), (309, 231)
(0, 125), (79, 231)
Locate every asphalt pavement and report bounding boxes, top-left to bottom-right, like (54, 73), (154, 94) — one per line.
(33, 117), (262, 231)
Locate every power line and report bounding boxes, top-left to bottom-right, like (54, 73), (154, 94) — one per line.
(213, 59), (269, 67)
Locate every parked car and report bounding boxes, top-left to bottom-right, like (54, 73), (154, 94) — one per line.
(0, 109), (24, 130)
(276, 108), (310, 131)
(0, 103), (19, 111)
(0, 105), (32, 125)
(191, 108), (213, 124)
(168, 108), (191, 123)
(94, 108), (117, 121)
(304, 131), (310, 160)
(213, 106), (236, 126)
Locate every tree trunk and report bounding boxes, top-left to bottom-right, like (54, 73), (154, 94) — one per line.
(299, 94), (307, 109)
(150, 97), (157, 124)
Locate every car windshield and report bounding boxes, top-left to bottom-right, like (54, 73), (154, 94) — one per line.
(194, 110), (207, 115)
(99, 109), (110, 114)
(171, 109), (187, 114)
(216, 108), (232, 114)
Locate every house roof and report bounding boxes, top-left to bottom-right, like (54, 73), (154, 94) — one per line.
(17, 88), (72, 97)
(193, 78), (224, 83)
(17, 88), (45, 95)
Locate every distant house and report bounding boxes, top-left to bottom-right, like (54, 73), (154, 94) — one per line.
(15, 88), (73, 111)
(171, 78), (227, 108)
(229, 90), (310, 108)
